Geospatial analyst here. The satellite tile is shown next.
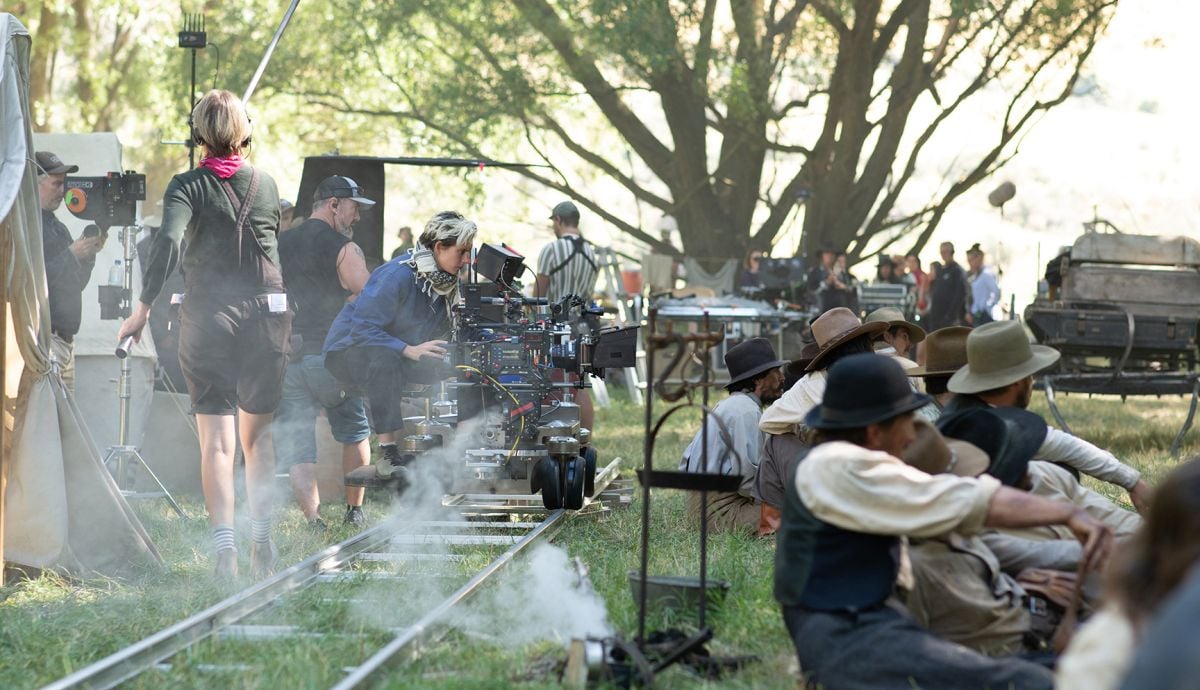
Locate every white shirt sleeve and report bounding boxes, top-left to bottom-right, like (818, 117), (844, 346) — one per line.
(1038, 427), (1140, 490)
(795, 442), (1001, 538)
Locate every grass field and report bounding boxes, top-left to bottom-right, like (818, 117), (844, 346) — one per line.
(1, 387), (1196, 689)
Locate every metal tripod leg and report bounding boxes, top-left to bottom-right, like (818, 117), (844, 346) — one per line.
(104, 444), (186, 517)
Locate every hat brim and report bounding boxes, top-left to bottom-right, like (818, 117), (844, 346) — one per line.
(805, 322), (890, 372)
(947, 346), (1060, 394)
(44, 164), (78, 174)
(725, 358), (788, 389)
(906, 363), (962, 377)
(944, 440), (990, 477)
(888, 321), (926, 344)
(804, 391), (932, 430)
(347, 195), (375, 206)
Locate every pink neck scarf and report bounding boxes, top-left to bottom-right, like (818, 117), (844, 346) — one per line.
(198, 153), (244, 179)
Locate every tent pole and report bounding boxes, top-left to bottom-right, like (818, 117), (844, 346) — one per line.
(1, 225), (9, 586)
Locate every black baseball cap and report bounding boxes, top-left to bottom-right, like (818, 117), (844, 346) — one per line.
(35, 151), (78, 175)
(314, 176), (375, 206)
(550, 200), (579, 220)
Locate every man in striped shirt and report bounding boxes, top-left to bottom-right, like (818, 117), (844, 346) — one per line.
(535, 200), (600, 431)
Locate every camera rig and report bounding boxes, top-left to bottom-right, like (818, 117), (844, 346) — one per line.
(65, 171), (146, 230)
(395, 243), (637, 510)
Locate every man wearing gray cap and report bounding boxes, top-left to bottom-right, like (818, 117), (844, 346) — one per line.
(274, 176), (374, 528)
(34, 150), (105, 391)
(535, 200), (600, 431)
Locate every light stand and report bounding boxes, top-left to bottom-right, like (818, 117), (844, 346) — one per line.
(104, 225), (185, 518)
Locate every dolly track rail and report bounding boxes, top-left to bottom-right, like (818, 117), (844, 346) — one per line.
(45, 459), (623, 690)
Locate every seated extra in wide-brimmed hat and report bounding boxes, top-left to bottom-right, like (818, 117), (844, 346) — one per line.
(948, 321), (1060, 394)
(906, 326), (972, 377)
(805, 353), (931, 430)
(865, 306), (926, 345)
(936, 406), (1048, 486)
(805, 307), (889, 373)
(723, 337), (788, 391)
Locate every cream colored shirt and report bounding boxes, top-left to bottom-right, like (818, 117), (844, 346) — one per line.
(995, 461), (1142, 543)
(1039, 427), (1140, 490)
(795, 441), (1001, 538)
(760, 370), (827, 435)
(1056, 605), (1137, 690)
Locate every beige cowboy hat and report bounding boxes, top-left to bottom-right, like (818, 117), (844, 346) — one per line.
(865, 307), (926, 345)
(902, 418), (990, 477)
(906, 326), (972, 377)
(947, 321), (1061, 394)
(805, 308), (889, 372)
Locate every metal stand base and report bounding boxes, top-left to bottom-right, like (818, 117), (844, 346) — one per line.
(104, 444), (185, 518)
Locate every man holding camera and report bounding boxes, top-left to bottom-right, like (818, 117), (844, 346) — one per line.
(274, 176), (374, 528)
(35, 150), (105, 392)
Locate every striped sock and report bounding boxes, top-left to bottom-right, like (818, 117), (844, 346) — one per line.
(251, 517), (272, 544)
(212, 525), (236, 554)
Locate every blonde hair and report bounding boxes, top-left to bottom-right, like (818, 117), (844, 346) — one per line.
(418, 210), (478, 249)
(192, 89), (252, 158)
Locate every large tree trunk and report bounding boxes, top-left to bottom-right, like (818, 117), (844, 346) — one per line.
(28, 3), (59, 132)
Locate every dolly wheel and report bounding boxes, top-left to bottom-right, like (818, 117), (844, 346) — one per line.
(564, 456), (586, 510)
(537, 457), (562, 510)
(583, 447), (598, 497)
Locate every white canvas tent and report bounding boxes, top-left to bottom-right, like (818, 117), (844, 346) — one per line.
(0, 13), (160, 579)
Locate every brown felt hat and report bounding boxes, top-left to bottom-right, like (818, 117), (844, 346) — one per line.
(865, 307), (926, 345)
(902, 418), (990, 477)
(805, 308), (888, 372)
(907, 326), (972, 377)
(948, 321), (1061, 394)
(785, 341), (821, 379)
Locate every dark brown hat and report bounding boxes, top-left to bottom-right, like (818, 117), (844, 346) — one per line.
(724, 337), (787, 389)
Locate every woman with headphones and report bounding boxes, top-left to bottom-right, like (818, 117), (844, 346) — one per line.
(119, 89), (290, 579)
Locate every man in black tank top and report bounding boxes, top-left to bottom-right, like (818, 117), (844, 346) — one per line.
(273, 176), (374, 529)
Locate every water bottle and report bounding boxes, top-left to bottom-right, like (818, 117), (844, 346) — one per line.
(108, 259), (123, 286)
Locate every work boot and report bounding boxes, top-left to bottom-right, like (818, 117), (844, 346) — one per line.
(213, 548), (238, 579)
(249, 539), (278, 579)
(376, 444), (404, 478)
(308, 517), (329, 534)
(344, 505), (366, 526)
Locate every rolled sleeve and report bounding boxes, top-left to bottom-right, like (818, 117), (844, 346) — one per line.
(1038, 427), (1140, 490)
(796, 442), (1001, 538)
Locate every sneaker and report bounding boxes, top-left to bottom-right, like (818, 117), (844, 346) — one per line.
(249, 539), (278, 579)
(376, 444), (404, 478)
(344, 506), (366, 526)
(308, 517), (329, 534)
(213, 548), (238, 579)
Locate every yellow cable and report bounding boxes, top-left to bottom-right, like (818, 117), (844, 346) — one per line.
(455, 364), (525, 459)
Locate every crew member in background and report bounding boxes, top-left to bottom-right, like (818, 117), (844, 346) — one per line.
(35, 150), (105, 392)
(324, 211), (476, 479)
(534, 200), (600, 432)
(677, 338), (786, 533)
(389, 225), (413, 260)
(925, 241), (968, 330)
(966, 243), (1001, 325)
(274, 176), (374, 530)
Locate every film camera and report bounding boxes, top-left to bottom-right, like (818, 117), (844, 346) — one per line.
(65, 171), (146, 230)
(395, 243), (637, 510)
(65, 171), (146, 320)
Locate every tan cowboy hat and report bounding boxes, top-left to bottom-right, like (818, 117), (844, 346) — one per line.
(902, 418), (990, 477)
(947, 321), (1061, 394)
(906, 326), (972, 377)
(805, 308), (888, 372)
(865, 307), (926, 344)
